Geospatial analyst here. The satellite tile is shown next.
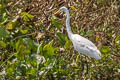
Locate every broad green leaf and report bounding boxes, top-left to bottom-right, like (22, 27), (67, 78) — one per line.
(101, 46), (110, 53)
(6, 21), (17, 30)
(20, 29), (28, 34)
(24, 38), (37, 52)
(0, 40), (6, 48)
(56, 32), (68, 46)
(6, 22), (13, 30)
(28, 68), (36, 75)
(24, 49), (31, 54)
(43, 40), (55, 57)
(19, 44), (26, 52)
(6, 66), (14, 76)
(20, 12), (34, 21)
(51, 18), (62, 28)
(65, 40), (72, 50)
(0, 27), (9, 39)
(6, 61), (19, 76)
(16, 38), (23, 51)
(15, 39), (29, 60)
(29, 25), (33, 28)
(16, 44), (26, 60)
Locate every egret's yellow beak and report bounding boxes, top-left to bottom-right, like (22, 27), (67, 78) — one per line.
(54, 10), (61, 15)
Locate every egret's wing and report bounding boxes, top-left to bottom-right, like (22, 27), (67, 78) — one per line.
(70, 34), (101, 59)
(72, 34), (97, 49)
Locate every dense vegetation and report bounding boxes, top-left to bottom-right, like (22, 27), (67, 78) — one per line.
(0, 0), (120, 80)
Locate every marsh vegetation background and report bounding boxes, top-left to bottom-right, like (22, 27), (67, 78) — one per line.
(0, 0), (120, 80)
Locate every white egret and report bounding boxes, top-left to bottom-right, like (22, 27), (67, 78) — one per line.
(58, 6), (101, 60)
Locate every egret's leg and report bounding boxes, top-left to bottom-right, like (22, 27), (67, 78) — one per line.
(84, 56), (89, 74)
(80, 55), (84, 72)
(80, 56), (89, 75)
(85, 60), (88, 74)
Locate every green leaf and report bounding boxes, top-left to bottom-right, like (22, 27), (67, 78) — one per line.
(101, 46), (110, 53)
(28, 68), (36, 75)
(86, 29), (94, 36)
(0, 27), (9, 39)
(29, 25), (33, 28)
(6, 66), (14, 76)
(20, 29), (28, 34)
(0, 40), (6, 48)
(56, 32), (68, 46)
(24, 38), (37, 52)
(6, 21), (18, 30)
(115, 35), (120, 48)
(16, 38), (23, 51)
(20, 12), (34, 21)
(65, 40), (72, 50)
(80, 29), (85, 35)
(43, 40), (55, 57)
(51, 18), (62, 28)
(15, 39), (28, 60)
(29, 55), (37, 67)
(0, 13), (8, 25)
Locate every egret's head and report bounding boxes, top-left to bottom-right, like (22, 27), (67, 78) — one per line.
(54, 6), (69, 17)
(59, 6), (68, 12)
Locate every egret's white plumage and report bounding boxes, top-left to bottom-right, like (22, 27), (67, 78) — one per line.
(59, 6), (101, 60)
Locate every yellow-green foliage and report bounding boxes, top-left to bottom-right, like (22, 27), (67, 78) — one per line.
(0, 0), (120, 80)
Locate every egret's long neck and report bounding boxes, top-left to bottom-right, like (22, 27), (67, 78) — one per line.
(65, 10), (73, 38)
